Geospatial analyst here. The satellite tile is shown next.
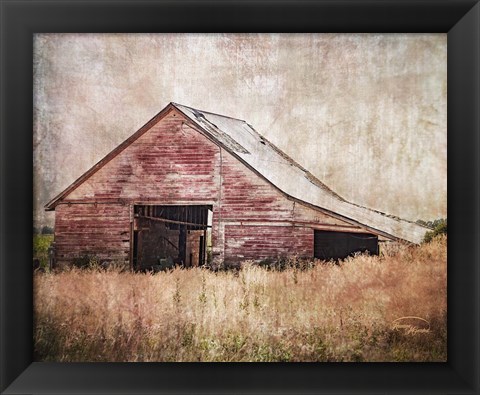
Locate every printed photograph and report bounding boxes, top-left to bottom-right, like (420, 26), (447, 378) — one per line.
(33, 33), (447, 362)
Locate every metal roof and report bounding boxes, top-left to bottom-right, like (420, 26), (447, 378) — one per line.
(173, 103), (429, 244)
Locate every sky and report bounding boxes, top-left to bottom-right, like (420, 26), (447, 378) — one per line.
(33, 33), (447, 228)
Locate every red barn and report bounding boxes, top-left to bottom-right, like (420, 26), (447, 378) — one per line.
(45, 103), (428, 270)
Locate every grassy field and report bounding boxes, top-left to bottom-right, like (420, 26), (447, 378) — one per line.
(33, 236), (447, 362)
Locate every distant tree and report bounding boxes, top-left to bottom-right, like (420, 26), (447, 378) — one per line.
(423, 218), (447, 243)
(41, 225), (54, 235)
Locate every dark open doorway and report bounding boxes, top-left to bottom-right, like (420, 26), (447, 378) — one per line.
(132, 205), (212, 271)
(314, 230), (378, 261)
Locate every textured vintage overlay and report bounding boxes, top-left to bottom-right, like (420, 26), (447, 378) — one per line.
(33, 34), (446, 228)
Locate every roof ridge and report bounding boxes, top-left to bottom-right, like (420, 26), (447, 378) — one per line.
(172, 102), (249, 123)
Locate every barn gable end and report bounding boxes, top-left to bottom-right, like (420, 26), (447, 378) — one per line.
(66, 109), (220, 203)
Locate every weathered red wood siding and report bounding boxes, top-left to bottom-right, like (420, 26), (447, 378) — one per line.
(54, 203), (130, 266)
(224, 225), (313, 263)
(55, 108), (362, 267)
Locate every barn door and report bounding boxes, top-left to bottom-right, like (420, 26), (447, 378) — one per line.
(314, 230), (378, 261)
(132, 204), (212, 271)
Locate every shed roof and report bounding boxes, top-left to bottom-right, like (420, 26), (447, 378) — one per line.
(46, 102), (429, 243)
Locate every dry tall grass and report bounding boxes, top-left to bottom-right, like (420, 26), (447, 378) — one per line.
(34, 236), (447, 362)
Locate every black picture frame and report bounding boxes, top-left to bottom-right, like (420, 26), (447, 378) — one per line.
(1, 1), (479, 394)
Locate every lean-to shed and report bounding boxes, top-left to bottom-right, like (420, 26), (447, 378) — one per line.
(45, 102), (429, 269)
